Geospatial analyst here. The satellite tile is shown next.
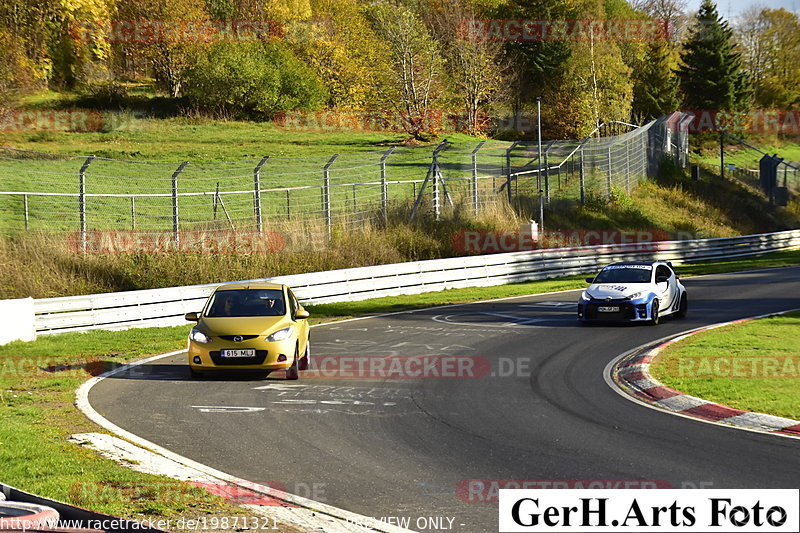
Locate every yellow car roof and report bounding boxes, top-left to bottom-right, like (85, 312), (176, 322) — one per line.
(215, 282), (285, 291)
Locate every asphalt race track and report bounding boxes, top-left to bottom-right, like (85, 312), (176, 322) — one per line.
(90, 267), (800, 532)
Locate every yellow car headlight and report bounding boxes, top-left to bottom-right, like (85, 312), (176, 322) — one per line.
(266, 327), (292, 342)
(190, 328), (212, 344)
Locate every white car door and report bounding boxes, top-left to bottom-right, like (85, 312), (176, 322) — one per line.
(654, 264), (675, 312)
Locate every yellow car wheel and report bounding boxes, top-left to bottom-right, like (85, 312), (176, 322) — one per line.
(286, 346), (300, 380)
(298, 341), (310, 371)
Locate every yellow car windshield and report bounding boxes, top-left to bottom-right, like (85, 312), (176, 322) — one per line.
(206, 289), (286, 317)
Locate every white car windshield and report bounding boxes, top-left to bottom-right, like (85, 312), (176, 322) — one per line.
(594, 265), (652, 284)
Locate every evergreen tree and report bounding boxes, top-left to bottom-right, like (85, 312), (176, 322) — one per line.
(678, 0), (751, 110)
(633, 40), (681, 120)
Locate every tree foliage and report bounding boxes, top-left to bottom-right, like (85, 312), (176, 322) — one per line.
(677, 0), (751, 111)
(367, 1), (445, 140)
(633, 40), (680, 119)
(184, 42), (326, 116)
(737, 8), (800, 109)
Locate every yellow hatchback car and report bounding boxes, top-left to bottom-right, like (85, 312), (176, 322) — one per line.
(185, 282), (310, 379)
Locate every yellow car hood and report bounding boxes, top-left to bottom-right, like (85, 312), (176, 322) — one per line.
(200, 316), (292, 336)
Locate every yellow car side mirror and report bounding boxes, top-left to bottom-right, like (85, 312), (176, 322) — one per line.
(185, 312), (200, 322)
(295, 309), (310, 320)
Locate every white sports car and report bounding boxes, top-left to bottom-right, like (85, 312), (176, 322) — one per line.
(577, 261), (688, 324)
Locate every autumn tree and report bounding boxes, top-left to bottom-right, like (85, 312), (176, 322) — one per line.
(115, 0), (209, 97)
(421, 0), (506, 134)
(367, 1), (445, 140)
(736, 8), (800, 109)
(290, 0), (389, 109)
(543, 0), (633, 137)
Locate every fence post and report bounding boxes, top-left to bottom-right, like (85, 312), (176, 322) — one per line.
(380, 147), (394, 224)
(172, 162), (188, 247)
(323, 154), (338, 240)
(625, 138), (631, 193)
(78, 155), (95, 253)
(544, 151), (550, 203)
(254, 156), (269, 235)
(22, 194), (28, 231)
(471, 141), (485, 216)
(579, 147), (585, 205)
(720, 131), (725, 179)
(286, 190), (291, 220)
(607, 145), (613, 197)
(433, 168), (440, 220)
(352, 184), (357, 214)
(505, 141), (519, 204)
(130, 196), (136, 230)
(213, 182), (219, 220)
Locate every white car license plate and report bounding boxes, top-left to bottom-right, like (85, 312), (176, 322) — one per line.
(220, 349), (256, 358)
(598, 306), (620, 313)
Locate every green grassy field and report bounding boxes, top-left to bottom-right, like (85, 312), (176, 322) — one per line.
(651, 311), (800, 420)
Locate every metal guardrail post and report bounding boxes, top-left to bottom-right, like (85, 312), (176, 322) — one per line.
(607, 145), (613, 197)
(720, 131), (725, 179)
(78, 155), (95, 253)
(323, 154), (338, 240)
(172, 162), (188, 247)
(380, 147), (394, 224)
(254, 157), (269, 235)
(130, 197), (136, 230)
(471, 141), (485, 216)
(23, 194), (29, 231)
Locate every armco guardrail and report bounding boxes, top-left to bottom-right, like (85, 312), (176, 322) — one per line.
(16, 229), (798, 341)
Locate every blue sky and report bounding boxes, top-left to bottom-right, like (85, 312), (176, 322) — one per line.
(685, 0), (799, 18)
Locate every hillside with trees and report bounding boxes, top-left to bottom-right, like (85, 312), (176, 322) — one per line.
(0, 0), (797, 140)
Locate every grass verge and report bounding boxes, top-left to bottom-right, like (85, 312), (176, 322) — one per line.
(1, 249), (799, 523)
(650, 311), (800, 421)
(0, 326), (303, 532)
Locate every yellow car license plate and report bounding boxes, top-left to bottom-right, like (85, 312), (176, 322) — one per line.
(220, 349), (256, 358)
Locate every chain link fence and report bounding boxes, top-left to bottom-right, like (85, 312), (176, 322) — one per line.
(714, 132), (800, 205)
(0, 113), (691, 247)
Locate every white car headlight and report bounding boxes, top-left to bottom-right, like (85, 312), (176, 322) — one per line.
(266, 327), (292, 342)
(628, 291), (648, 301)
(581, 291), (592, 301)
(190, 328), (212, 344)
